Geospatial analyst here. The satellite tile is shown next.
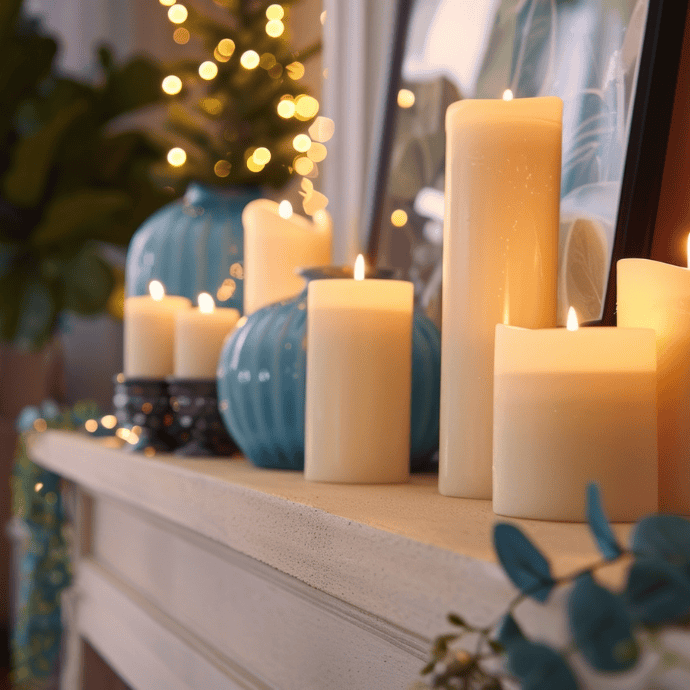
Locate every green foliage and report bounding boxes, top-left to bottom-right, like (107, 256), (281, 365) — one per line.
(159, 0), (321, 189)
(419, 485), (690, 689)
(0, 7), (172, 349)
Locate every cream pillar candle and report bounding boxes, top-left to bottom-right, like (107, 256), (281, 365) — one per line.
(440, 96), (562, 499)
(305, 257), (413, 484)
(174, 292), (240, 379)
(124, 281), (191, 378)
(243, 200), (332, 315)
(617, 257), (690, 514)
(493, 315), (658, 521)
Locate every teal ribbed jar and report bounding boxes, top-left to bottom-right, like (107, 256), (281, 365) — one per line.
(126, 184), (260, 311)
(217, 268), (440, 471)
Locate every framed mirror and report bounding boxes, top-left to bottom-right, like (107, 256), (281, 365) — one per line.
(364, 0), (688, 326)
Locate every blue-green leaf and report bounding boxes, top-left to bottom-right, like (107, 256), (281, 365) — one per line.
(586, 483), (623, 560)
(625, 558), (690, 625)
(507, 641), (579, 690)
(493, 523), (555, 603)
(568, 573), (638, 672)
(631, 515), (690, 570)
(496, 613), (526, 648)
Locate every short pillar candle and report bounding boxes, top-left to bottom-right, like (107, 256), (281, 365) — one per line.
(304, 258), (413, 483)
(439, 96), (562, 500)
(617, 257), (690, 514)
(493, 316), (658, 522)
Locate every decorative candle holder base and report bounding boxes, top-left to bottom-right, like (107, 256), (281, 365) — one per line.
(113, 377), (178, 453)
(168, 379), (237, 457)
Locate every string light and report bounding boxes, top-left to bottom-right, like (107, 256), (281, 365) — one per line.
(293, 156), (314, 176)
(260, 53), (277, 69)
(159, 0), (175, 5)
(217, 38), (235, 57)
(201, 97), (222, 115)
(307, 142), (327, 163)
(214, 160), (231, 177)
(247, 157), (265, 173)
(199, 61), (218, 80)
(391, 209), (408, 227)
(293, 134), (311, 152)
(162, 75), (182, 95)
(397, 89), (415, 108)
(252, 147), (271, 165)
(215, 48), (230, 62)
(35, 482), (44, 492)
(167, 4), (188, 24)
(278, 200), (293, 219)
(101, 415), (117, 429)
(266, 4), (284, 19)
(266, 19), (285, 37)
(503, 89), (514, 101)
(85, 419), (98, 433)
(277, 99), (295, 118)
(173, 27), (190, 44)
(240, 50), (260, 69)
(167, 147), (187, 166)
(294, 95), (319, 120)
(308, 116), (335, 142)
(286, 62), (305, 80)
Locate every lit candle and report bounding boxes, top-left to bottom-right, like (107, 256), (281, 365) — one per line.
(440, 96), (562, 499)
(493, 310), (658, 521)
(242, 199), (332, 315)
(174, 292), (240, 379)
(618, 247), (690, 514)
(124, 281), (191, 379)
(304, 255), (413, 483)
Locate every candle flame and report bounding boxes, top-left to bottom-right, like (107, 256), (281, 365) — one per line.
(503, 89), (514, 101)
(149, 280), (165, 301)
(278, 200), (293, 219)
(198, 292), (215, 314)
(354, 254), (365, 281)
(566, 306), (579, 331)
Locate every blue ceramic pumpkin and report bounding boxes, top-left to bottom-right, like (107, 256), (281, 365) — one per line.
(126, 184), (260, 311)
(217, 268), (441, 471)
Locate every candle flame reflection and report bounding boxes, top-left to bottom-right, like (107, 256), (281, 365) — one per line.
(354, 254), (365, 281)
(198, 292), (215, 314)
(149, 280), (165, 301)
(278, 200), (293, 219)
(566, 306), (579, 332)
(503, 89), (514, 101)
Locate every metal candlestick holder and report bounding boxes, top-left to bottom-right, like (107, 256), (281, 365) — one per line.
(168, 379), (237, 457)
(113, 377), (179, 453)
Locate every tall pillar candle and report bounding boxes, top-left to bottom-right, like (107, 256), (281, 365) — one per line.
(174, 293), (240, 379)
(124, 281), (191, 378)
(617, 257), (690, 514)
(439, 96), (562, 499)
(305, 261), (413, 483)
(493, 318), (658, 521)
(243, 200), (332, 315)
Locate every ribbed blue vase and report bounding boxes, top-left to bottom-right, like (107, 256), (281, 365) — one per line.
(217, 268), (440, 471)
(126, 183), (260, 311)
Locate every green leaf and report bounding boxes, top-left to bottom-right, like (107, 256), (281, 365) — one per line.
(631, 514), (690, 570)
(625, 558), (690, 625)
(496, 613), (525, 649)
(3, 99), (89, 208)
(31, 191), (131, 247)
(507, 641), (578, 690)
(586, 483), (623, 560)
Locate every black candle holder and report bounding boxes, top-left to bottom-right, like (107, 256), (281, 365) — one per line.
(168, 379), (238, 457)
(113, 377), (178, 453)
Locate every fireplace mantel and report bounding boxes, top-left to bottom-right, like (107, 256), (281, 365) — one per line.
(28, 431), (630, 690)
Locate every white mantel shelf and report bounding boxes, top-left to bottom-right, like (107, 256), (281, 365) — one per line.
(30, 431), (631, 636)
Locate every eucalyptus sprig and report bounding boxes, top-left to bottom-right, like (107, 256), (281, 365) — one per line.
(417, 485), (690, 689)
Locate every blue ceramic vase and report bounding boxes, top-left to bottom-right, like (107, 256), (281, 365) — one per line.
(126, 183), (260, 311)
(217, 267), (441, 471)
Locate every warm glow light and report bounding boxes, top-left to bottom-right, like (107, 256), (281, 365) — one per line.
(198, 292), (215, 314)
(391, 209), (408, 227)
(567, 306), (579, 331)
(217, 38), (235, 57)
(308, 116), (335, 142)
(397, 89), (415, 108)
(162, 75), (182, 95)
(173, 27), (190, 44)
(168, 4), (188, 24)
(320, 10), (326, 24)
(307, 142), (327, 163)
(149, 280), (165, 301)
(240, 50), (260, 69)
(127, 431), (140, 445)
(686, 234), (690, 269)
(33, 419), (47, 432)
(266, 3), (284, 19)
(295, 95), (319, 119)
(101, 415), (117, 429)
(293, 156), (314, 176)
(354, 254), (365, 281)
(278, 200), (293, 219)
(246, 157), (264, 173)
(293, 134), (311, 152)
(116, 427), (131, 440)
(85, 419), (98, 433)
(253, 147), (271, 165)
(277, 99), (295, 118)
(167, 147), (186, 166)
(286, 62), (305, 80)
(201, 97), (222, 115)
(266, 19), (285, 37)
(214, 160), (231, 177)
(160, 0), (175, 5)
(199, 61), (218, 80)
(214, 48), (230, 62)
(260, 53), (276, 69)
(35, 482), (44, 492)
(503, 89), (514, 101)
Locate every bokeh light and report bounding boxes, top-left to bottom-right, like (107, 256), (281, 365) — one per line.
(167, 147), (187, 166)
(397, 89), (415, 108)
(214, 48), (230, 62)
(307, 142), (327, 162)
(308, 116), (335, 142)
(160, 0), (175, 5)
(286, 62), (305, 80)
(199, 61), (218, 80)
(240, 50), (260, 69)
(253, 147), (271, 165)
(277, 99), (295, 118)
(260, 53), (277, 69)
(85, 419), (98, 433)
(293, 134), (311, 152)
(266, 4), (284, 19)
(266, 19), (285, 37)
(217, 38), (235, 57)
(201, 98), (222, 115)
(278, 200), (293, 219)
(173, 27), (190, 44)
(391, 209), (408, 227)
(247, 157), (264, 173)
(168, 4), (188, 24)
(294, 95), (319, 120)
(162, 75), (182, 95)
(214, 160), (231, 177)
(293, 156), (314, 176)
